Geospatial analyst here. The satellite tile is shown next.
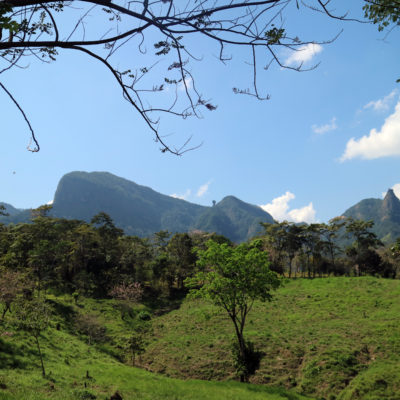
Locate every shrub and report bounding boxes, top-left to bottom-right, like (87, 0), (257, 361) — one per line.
(137, 310), (151, 321)
(74, 314), (107, 345)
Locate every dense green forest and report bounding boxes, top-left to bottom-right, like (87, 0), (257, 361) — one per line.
(1, 208), (400, 399)
(1, 205), (399, 297)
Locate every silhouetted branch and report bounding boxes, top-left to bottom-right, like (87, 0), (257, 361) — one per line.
(0, 0), (353, 154)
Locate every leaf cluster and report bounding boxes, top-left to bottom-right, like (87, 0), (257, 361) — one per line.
(363, 0), (400, 31)
(186, 240), (280, 310)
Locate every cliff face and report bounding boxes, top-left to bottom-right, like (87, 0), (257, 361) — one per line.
(381, 189), (400, 224)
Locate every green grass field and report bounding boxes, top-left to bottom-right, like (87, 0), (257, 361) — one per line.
(0, 277), (399, 399)
(0, 292), (309, 400)
(140, 277), (400, 399)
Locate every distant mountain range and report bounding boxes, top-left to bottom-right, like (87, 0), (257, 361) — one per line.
(2, 172), (400, 243)
(343, 189), (400, 243)
(0, 171), (274, 242)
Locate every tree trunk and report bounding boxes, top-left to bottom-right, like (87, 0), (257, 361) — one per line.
(35, 335), (46, 377)
(330, 246), (335, 273)
(231, 316), (247, 382)
(1, 303), (10, 321)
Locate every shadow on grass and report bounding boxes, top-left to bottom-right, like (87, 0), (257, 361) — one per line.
(142, 288), (187, 316)
(45, 299), (77, 332)
(0, 338), (28, 369)
(244, 384), (303, 400)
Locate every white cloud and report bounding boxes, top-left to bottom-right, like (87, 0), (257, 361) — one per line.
(393, 184), (400, 198)
(47, 200), (54, 205)
(260, 191), (294, 221)
(364, 89), (398, 112)
(312, 117), (337, 135)
(288, 203), (316, 223)
(197, 181), (211, 197)
(178, 77), (192, 91)
(285, 43), (323, 66)
(259, 191), (317, 223)
(170, 189), (191, 200)
(382, 183), (400, 199)
(341, 100), (400, 161)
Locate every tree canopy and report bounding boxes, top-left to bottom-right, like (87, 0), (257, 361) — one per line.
(363, 0), (400, 31)
(186, 239), (280, 381)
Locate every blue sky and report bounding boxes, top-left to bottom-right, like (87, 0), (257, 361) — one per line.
(1, 1), (400, 223)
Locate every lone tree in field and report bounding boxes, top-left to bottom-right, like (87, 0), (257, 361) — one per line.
(186, 239), (280, 382)
(15, 296), (52, 377)
(0, 0), (353, 154)
(0, 269), (26, 321)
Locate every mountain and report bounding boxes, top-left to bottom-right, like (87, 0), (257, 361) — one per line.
(51, 171), (206, 237)
(195, 195), (274, 243)
(0, 202), (20, 216)
(1, 171), (274, 242)
(0, 202), (31, 224)
(4, 176), (400, 243)
(343, 189), (400, 243)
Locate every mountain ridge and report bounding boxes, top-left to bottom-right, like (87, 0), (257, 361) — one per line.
(0, 171), (274, 242)
(4, 172), (400, 243)
(342, 189), (400, 243)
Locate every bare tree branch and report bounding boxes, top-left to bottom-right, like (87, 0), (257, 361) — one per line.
(0, 0), (354, 154)
(0, 81), (39, 151)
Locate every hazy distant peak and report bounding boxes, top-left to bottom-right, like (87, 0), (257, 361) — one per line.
(383, 188), (398, 201)
(343, 189), (400, 243)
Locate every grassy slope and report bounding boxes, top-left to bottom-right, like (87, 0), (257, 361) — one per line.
(0, 295), (310, 400)
(140, 277), (400, 400)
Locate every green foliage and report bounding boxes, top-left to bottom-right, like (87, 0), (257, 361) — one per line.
(0, 4), (19, 34)
(265, 27), (286, 45)
(74, 390), (97, 400)
(31, 204), (53, 219)
(74, 313), (108, 345)
(363, 0), (400, 31)
(137, 310), (151, 321)
(187, 239), (280, 381)
(126, 331), (147, 365)
(14, 297), (51, 338)
(344, 218), (386, 276)
(167, 233), (196, 290)
(188, 240), (280, 306)
(14, 296), (52, 376)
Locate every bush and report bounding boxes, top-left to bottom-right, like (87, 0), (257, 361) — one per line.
(74, 389), (97, 399)
(137, 310), (151, 321)
(74, 314), (107, 345)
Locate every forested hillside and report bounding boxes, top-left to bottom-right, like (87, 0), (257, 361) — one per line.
(1, 210), (400, 399)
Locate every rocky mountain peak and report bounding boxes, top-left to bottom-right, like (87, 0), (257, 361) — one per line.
(381, 189), (400, 223)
